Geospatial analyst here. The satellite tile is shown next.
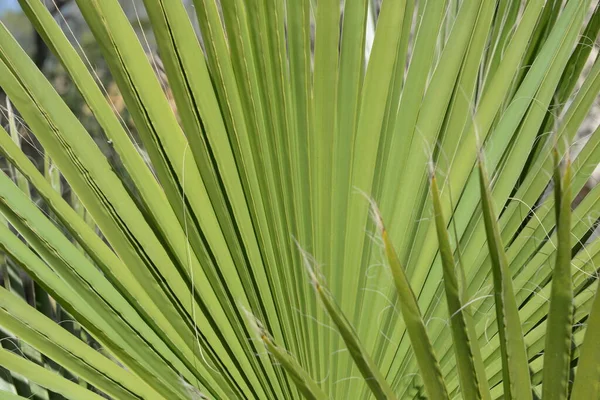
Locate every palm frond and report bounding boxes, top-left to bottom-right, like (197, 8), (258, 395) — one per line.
(0, 0), (598, 399)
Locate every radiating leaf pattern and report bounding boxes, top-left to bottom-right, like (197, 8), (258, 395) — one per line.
(0, 0), (598, 399)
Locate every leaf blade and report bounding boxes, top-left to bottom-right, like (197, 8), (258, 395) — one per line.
(430, 172), (489, 400)
(478, 156), (532, 400)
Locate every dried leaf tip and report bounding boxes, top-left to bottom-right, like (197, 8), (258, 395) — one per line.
(428, 160), (435, 177)
(427, 158), (437, 181)
(368, 199), (386, 236)
(294, 240), (322, 289)
(241, 305), (268, 342)
(354, 187), (385, 234)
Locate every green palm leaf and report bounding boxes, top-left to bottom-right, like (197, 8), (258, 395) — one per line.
(0, 0), (598, 398)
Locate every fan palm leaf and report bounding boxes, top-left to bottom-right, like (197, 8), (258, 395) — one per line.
(0, 0), (599, 399)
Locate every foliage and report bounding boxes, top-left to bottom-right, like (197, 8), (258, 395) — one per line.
(0, 0), (599, 399)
